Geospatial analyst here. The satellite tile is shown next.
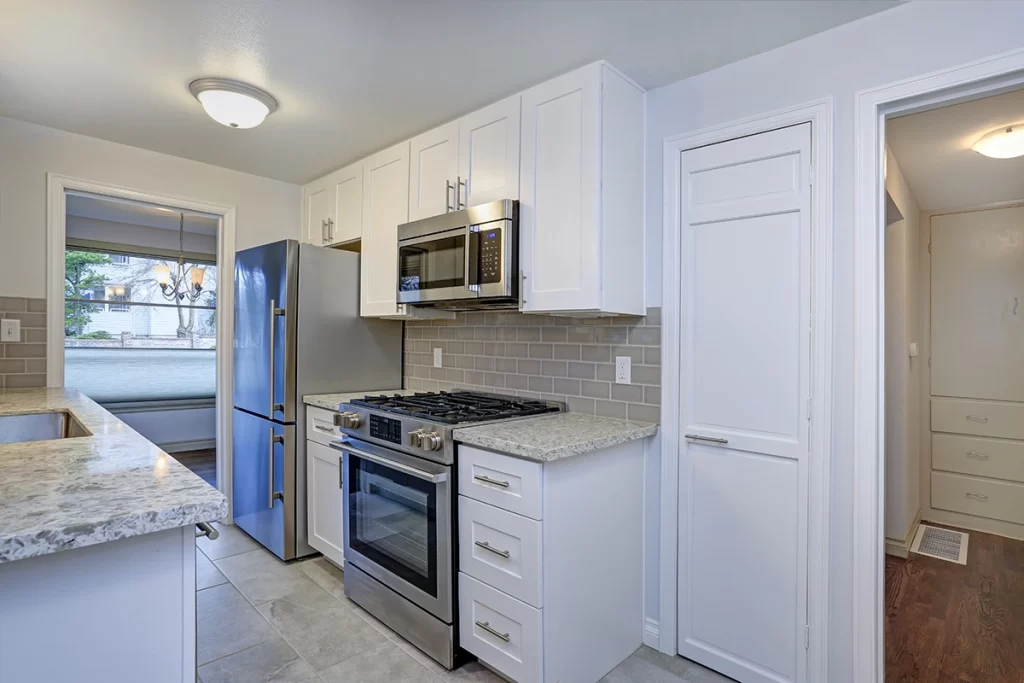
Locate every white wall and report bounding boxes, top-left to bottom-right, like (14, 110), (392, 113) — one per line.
(0, 115), (300, 299)
(644, 2), (1024, 677)
(883, 148), (922, 545)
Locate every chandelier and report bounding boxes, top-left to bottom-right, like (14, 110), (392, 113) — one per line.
(154, 213), (206, 303)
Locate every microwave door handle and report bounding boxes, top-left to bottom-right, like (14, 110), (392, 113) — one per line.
(465, 225), (481, 293)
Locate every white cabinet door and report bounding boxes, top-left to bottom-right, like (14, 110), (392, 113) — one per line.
(361, 141), (410, 317)
(459, 95), (521, 208)
(304, 178), (333, 245)
(519, 66), (601, 313)
(306, 440), (344, 566)
(931, 206), (1024, 402)
(409, 121), (458, 221)
(677, 124), (812, 683)
(327, 162), (363, 245)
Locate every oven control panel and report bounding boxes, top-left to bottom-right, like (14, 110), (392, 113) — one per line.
(369, 414), (403, 445)
(479, 227), (502, 284)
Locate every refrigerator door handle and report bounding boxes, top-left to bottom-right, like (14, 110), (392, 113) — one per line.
(268, 298), (286, 418)
(268, 428), (285, 509)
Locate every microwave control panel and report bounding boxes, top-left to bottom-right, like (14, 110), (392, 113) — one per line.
(479, 227), (502, 284)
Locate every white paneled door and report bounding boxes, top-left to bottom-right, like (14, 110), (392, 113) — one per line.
(677, 123), (812, 683)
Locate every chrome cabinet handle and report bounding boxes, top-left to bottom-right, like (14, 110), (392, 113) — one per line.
(268, 299), (286, 417)
(475, 620), (510, 643)
(475, 540), (510, 558)
(473, 474), (510, 488)
(685, 434), (729, 444)
(321, 219), (327, 244)
(966, 451), (990, 460)
(330, 441), (448, 483)
(966, 415), (989, 423)
(195, 522), (219, 540)
(520, 270), (527, 306)
(457, 176), (467, 209)
(268, 430), (284, 509)
(446, 180), (455, 213)
(966, 492), (989, 501)
(326, 217), (334, 242)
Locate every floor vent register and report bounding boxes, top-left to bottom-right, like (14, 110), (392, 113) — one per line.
(910, 524), (969, 564)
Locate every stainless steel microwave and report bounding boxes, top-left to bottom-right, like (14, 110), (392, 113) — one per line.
(397, 199), (518, 309)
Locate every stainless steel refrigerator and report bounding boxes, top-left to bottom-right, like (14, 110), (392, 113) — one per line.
(232, 240), (403, 560)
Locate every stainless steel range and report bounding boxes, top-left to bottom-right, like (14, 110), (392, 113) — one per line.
(331, 391), (562, 669)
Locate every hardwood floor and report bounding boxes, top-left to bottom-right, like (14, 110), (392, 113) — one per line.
(172, 448), (216, 487)
(886, 525), (1024, 683)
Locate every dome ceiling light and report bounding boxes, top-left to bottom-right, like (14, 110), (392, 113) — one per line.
(188, 78), (277, 129)
(971, 123), (1024, 159)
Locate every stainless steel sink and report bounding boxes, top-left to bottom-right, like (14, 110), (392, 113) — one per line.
(0, 411), (91, 444)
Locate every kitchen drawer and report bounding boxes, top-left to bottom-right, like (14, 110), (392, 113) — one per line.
(459, 572), (542, 683)
(459, 496), (542, 608)
(931, 398), (1024, 440)
(458, 445), (542, 520)
(932, 471), (1024, 525)
(932, 433), (1024, 483)
(306, 406), (341, 446)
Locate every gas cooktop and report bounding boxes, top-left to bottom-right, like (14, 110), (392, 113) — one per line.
(351, 390), (561, 425)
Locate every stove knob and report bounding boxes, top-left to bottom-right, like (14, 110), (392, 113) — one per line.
(420, 431), (442, 451)
(341, 412), (362, 429)
(408, 429), (424, 447)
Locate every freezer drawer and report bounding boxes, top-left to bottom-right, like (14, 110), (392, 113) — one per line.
(233, 408), (296, 560)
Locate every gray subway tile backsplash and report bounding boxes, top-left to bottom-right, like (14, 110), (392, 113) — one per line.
(0, 297), (47, 390)
(404, 307), (661, 423)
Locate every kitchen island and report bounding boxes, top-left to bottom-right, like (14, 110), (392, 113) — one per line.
(0, 388), (227, 683)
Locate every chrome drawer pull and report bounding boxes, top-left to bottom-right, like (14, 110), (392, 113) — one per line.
(476, 620), (510, 643)
(475, 540), (510, 558)
(965, 415), (989, 423)
(684, 434), (729, 444)
(966, 451), (990, 460)
(474, 474), (510, 488)
(965, 492), (989, 501)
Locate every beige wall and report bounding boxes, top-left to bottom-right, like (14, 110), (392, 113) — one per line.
(0, 115), (301, 300)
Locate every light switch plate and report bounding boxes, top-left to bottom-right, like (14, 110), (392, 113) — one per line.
(0, 319), (20, 343)
(615, 356), (631, 384)
(433, 347), (443, 368)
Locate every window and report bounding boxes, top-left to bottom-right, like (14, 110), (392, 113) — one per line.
(64, 249), (217, 403)
(110, 254), (130, 265)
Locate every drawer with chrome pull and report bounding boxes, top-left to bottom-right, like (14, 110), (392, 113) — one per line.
(459, 572), (542, 683)
(459, 496), (542, 607)
(931, 471), (1024, 525)
(932, 433), (1024, 483)
(931, 398), (1024, 440)
(307, 405), (342, 446)
(458, 445), (543, 520)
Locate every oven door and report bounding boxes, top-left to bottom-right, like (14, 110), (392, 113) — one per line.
(340, 437), (452, 621)
(397, 226), (479, 304)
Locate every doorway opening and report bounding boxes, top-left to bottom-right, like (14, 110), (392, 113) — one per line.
(882, 86), (1024, 682)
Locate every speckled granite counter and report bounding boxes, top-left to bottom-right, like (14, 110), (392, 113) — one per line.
(0, 388), (227, 563)
(303, 389), (412, 411)
(454, 412), (658, 462)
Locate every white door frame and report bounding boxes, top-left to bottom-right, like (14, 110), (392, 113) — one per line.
(852, 48), (1024, 683)
(660, 98), (834, 681)
(46, 173), (236, 518)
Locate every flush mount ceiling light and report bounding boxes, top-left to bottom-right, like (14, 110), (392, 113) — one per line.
(188, 78), (277, 129)
(972, 123), (1024, 159)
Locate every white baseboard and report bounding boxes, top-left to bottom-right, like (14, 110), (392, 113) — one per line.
(643, 617), (660, 649)
(885, 510), (921, 559)
(160, 438), (217, 454)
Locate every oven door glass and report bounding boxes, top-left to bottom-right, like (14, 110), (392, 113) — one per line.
(347, 451), (438, 597)
(398, 231), (467, 298)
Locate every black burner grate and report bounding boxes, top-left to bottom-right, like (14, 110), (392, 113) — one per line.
(351, 391), (560, 425)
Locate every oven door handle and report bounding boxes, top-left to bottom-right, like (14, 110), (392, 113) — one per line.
(329, 441), (448, 483)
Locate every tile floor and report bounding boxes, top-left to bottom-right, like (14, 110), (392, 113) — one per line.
(195, 522), (733, 683)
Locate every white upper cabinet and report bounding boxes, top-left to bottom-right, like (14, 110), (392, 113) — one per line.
(520, 62), (645, 316)
(459, 95), (521, 208)
(328, 162), (363, 245)
(361, 141), (411, 318)
(409, 122), (459, 221)
(303, 176), (333, 246)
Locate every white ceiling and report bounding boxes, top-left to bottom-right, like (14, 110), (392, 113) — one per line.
(0, 0), (898, 184)
(887, 88), (1024, 211)
(66, 193), (219, 236)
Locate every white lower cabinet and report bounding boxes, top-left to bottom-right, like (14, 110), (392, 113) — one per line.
(456, 441), (645, 683)
(306, 406), (345, 566)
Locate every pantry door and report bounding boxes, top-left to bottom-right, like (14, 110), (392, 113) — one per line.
(677, 123), (812, 683)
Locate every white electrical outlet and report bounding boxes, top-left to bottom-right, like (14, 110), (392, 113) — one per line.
(433, 347), (443, 368)
(0, 319), (20, 343)
(615, 356), (631, 384)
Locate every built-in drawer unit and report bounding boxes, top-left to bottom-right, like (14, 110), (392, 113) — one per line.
(307, 405), (341, 443)
(458, 445), (543, 520)
(459, 572), (542, 683)
(932, 433), (1024, 483)
(931, 398), (1024, 440)
(459, 496), (542, 607)
(931, 471), (1024, 525)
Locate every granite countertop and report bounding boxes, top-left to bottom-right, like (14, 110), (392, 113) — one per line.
(454, 412), (658, 462)
(303, 389), (413, 411)
(0, 388), (227, 563)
